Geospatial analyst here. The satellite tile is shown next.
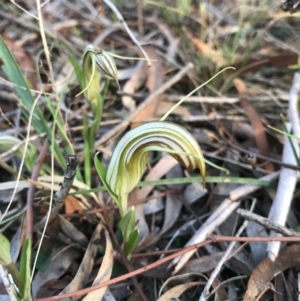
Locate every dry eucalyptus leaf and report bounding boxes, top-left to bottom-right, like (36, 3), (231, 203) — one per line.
(82, 228), (113, 301)
(32, 247), (80, 297)
(243, 244), (300, 300)
(122, 61), (147, 111)
(246, 221), (268, 265)
(59, 223), (102, 296)
(156, 282), (199, 301)
(180, 252), (226, 275)
(58, 215), (88, 245)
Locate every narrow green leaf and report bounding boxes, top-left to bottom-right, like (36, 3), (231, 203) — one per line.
(19, 238), (32, 301)
(268, 125), (300, 141)
(83, 116), (91, 187)
(68, 54), (83, 88)
(0, 233), (13, 266)
(94, 153), (119, 204)
(118, 208), (136, 241)
(281, 117), (300, 165)
(0, 136), (37, 170)
(126, 229), (139, 255)
(0, 36), (46, 134)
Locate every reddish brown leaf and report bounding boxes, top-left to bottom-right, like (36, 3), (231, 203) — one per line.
(234, 78), (274, 172)
(243, 244), (300, 300)
(64, 196), (83, 214)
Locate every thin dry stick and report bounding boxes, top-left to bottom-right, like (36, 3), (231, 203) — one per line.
(171, 171), (280, 274)
(136, 0), (144, 36)
(102, 0), (150, 66)
(34, 156), (78, 232)
(35, 235), (300, 301)
(199, 200), (257, 301)
(267, 72), (300, 261)
(237, 208), (300, 237)
(95, 62), (194, 148)
(32, 156), (78, 281)
(26, 139), (50, 240)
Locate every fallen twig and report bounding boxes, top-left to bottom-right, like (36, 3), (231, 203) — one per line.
(237, 208), (300, 237)
(35, 155), (78, 231)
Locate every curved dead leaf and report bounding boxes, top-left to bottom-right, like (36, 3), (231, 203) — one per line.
(32, 248), (80, 297)
(59, 223), (102, 296)
(122, 61), (146, 111)
(243, 243), (300, 300)
(157, 273), (207, 301)
(82, 228), (113, 301)
(156, 282), (199, 301)
(58, 215), (88, 245)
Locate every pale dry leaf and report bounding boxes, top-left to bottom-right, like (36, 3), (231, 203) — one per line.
(132, 155), (178, 247)
(138, 155), (178, 199)
(157, 101), (190, 117)
(10, 219), (26, 262)
(161, 163), (184, 234)
(180, 253), (226, 275)
(58, 215), (88, 245)
(122, 61), (147, 111)
(189, 36), (226, 68)
(82, 228), (113, 301)
(159, 273), (207, 296)
(246, 221), (268, 265)
(156, 282), (199, 301)
(161, 193), (182, 234)
(59, 223), (103, 297)
(118, 60), (144, 81)
(184, 182), (207, 206)
(131, 45), (163, 124)
(143, 191), (164, 215)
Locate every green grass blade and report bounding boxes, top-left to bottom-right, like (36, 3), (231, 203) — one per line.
(83, 116), (92, 187)
(67, 176), (275, 197)
(0, 36), (46, 134)
(19, 238), (32, 301)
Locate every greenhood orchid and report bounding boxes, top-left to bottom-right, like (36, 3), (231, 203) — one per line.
(95, 121), (206, 216)
(94, 120), (206, 258)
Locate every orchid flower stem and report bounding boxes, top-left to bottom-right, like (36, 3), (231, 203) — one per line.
(119, 195), (128, 217)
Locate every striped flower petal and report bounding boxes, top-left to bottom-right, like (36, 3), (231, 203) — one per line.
(106, 121), (206, 197)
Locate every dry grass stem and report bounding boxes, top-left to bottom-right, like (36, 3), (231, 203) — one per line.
(267, 73), (300, 260)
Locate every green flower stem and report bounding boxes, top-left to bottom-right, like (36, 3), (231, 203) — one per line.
(4, 262), (23, 290)
(119, 195), (128, 217)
